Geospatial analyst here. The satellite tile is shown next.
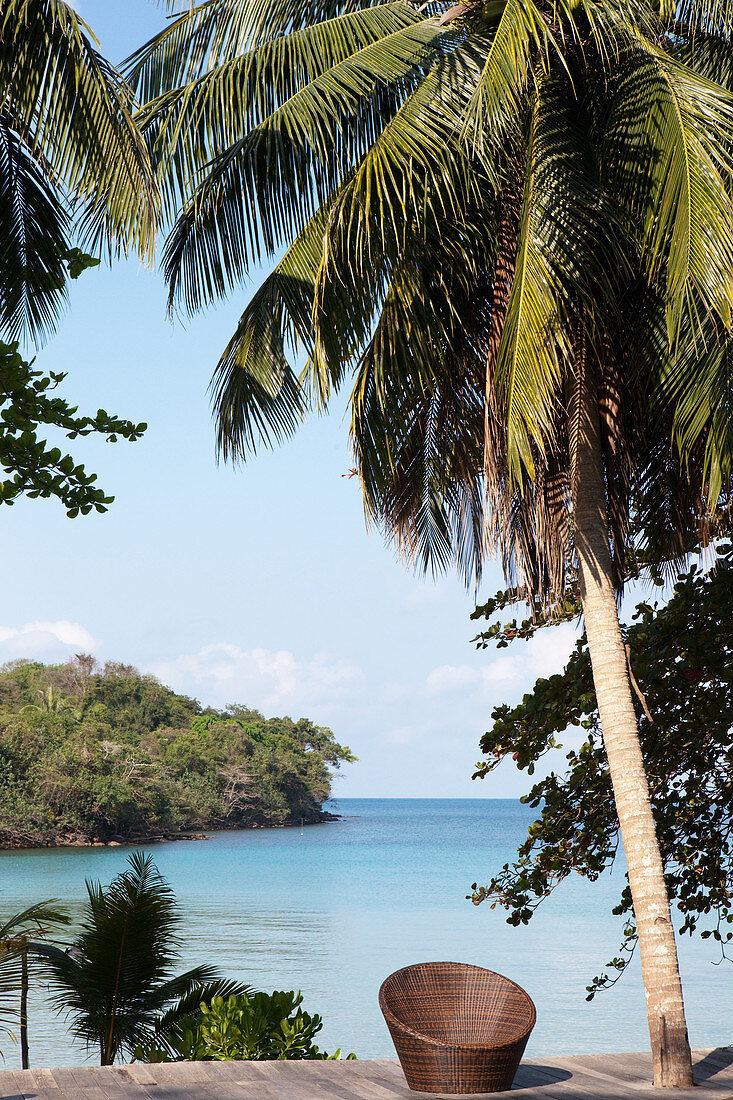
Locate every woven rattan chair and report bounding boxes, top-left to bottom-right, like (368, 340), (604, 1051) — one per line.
(379, 962), (536, 1094)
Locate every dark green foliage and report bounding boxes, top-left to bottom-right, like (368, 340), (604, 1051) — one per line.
(36, 853), (250, 1064)
(136, 991), (356, 1062)
(0, 657), (354, 847)
(470, 545), (733, 993)
(0, 342), (146, 517)
(0, 0), (157, 345)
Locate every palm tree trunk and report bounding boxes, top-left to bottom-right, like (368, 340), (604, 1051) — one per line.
(571, 359), (693, 1088)
(20, 945), (29, 1070)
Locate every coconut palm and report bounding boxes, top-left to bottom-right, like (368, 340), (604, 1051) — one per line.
(127, 0), (733, 1086)
(38, 852), (250, 1064)
(0, 900), (70, 1068)
(0, 0), (158, 343)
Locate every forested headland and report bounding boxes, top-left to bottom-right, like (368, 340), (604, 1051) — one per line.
(0, 656), (354, 848)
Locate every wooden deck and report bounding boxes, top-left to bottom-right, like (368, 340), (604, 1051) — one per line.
(0, 1049), (730, 1100)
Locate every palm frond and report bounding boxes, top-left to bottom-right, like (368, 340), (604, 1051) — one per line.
(674, 0), (733, 39)
(41, 852), (204, 1063)
(663, 322), (733, 506)
(312, 41), (484, 379)
(211, 197), (339, 462)
(162, 15), (442, 311)
(137, 1), (426, 221)
(495, 90), (565, 485)
(460, 0), (553, 153)
(0, 901), (70, 943)
(0, 0), (159, 262)
(350, 183), (498, 582)
(153, 977), (254, 1038)
(0, 900), (70, 1043)
(0, 118), (70, 343)
(127, 0), (396, 99)
(602, 25), (733, 338)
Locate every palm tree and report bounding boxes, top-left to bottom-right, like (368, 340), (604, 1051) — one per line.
(38, 852), (249, 1064)
(0, 900), (70, 1068)
(127, 0), (733, 1086)
(0, 0), (158, 343)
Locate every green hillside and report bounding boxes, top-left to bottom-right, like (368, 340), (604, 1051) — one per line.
(0, 656), (354, 847)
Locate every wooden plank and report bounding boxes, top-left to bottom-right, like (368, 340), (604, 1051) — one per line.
(518, 1062), (640, 1100)
(561, 1053), (653, 1087)
(513, 1063), (576, 1090)
(122, 1066), (158, 1087)
(201, 1068), (279, 1100)
(334, 1064), (411, 1100)
(0, 1048), (731, 1100)
(50, 1068), (90, 1094)
(9, 1071), (46, 1100)
(556, 1056), (652, 1090)
(249, 1062), (345, 1100)
(167, 1060), (276, 1100)
(294, 1060), (404, 1100)
(695, 1049), (733, 1075)
(94, 1067), (160, 1100)
(296, 1061), (407, 1100)
(27, 1068), (62, 1097)
(192, 1064), (277, 1100)
(203, 1061), (281, 1096)
(0, 1079), (26, 1100)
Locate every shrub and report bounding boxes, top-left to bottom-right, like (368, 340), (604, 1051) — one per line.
(137, 991), (356, 1062)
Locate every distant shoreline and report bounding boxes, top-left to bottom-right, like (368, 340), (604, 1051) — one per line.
(0, 810), (341, 852)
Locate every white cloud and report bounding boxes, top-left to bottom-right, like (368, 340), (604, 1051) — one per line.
(426, 664), (482, 694)
(0, 621), (99, 661)
(426, 622), (578, 697)
(150, 644), (365, 714)
(383, 725), (417, 745)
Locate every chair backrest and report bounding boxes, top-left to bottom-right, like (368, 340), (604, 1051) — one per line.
(379, 961), (536, 1046)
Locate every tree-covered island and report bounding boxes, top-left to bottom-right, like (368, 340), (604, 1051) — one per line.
(0, 656), (354, 848)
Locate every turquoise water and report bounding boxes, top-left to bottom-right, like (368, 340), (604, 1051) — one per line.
(0, 798), (730, 1069)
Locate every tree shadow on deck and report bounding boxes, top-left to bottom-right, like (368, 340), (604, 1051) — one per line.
(694, 1048), (733, 1085)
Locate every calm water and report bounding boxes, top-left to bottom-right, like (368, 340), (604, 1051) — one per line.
(0, 798), (730, 1069)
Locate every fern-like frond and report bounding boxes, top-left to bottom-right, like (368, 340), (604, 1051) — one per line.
(0, 118), (70, 343)
(0, 0), (159, 261)
(460, 0), (553, 153)
(495, 90), (565, 484)
(163, 16), (442, 311)
(211, 200), (337, 462)
(602, 23), (733, 338)
(127, 0), (394, 98)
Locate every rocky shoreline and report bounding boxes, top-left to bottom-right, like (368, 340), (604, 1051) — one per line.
(0, 810), (340, 851)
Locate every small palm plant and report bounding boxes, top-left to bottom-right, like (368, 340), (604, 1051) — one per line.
(0, 900), (70, 1069)
(38, 852), (249, 1065)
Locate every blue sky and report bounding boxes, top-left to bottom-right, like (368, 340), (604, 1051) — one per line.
(7, 0), (580, 798)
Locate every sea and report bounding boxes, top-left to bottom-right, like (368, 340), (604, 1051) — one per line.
(0, 798), (730, 1070)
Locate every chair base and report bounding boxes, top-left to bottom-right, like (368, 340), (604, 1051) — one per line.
(390, 1030), (528, 1094)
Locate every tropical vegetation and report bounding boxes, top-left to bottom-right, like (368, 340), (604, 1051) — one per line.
(0, 2), (156, 521)
(136, 990), (356, 1062)
(0, 341), (146, 517)
(0, 901), (70, 1068)
(470, 542), (733, 995)
(128, 0), (733, 1085)
(36, 853), (250, 1065)
(0, 656), (354, 847)
(0, 0), (157, 345)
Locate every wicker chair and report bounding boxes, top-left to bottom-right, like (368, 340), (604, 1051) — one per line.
(379, 962), (536, 1094)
